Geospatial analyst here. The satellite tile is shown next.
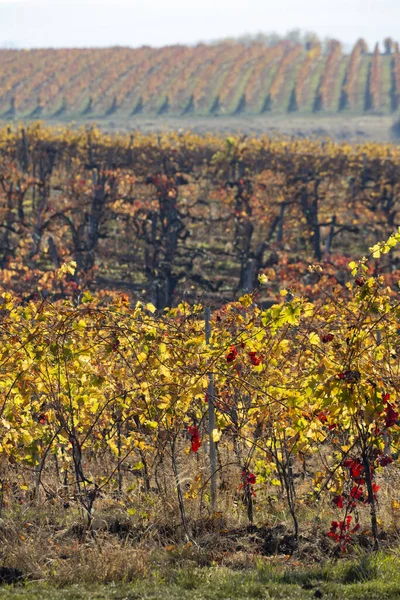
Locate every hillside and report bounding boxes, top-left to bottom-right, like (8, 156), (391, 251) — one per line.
(1, 37), (400, 120)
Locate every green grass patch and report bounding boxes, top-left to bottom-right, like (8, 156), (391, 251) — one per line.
(2, 553), (400, 599)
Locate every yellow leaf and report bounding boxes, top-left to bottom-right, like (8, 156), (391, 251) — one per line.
(258, 274), (269, 285)
(239, 294), (252, 308)
(348, 261), (358, 276)
(82, 291), (94, 304)
(211, 428), (222, 442)
(67, 261), (77, 274)
(57, 261), (77, 279)
(159, 364), (170, 378)
(308, 332), (320, 346)
(145, 303), (156, 314)
(137, 352), (147, 364)
(370, 244), (381, 258)
(271, 478), (281, 486)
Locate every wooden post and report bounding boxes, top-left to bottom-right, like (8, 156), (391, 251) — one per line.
(205, 307), (217, 513)
(277, 202), (286, 245)
(244, 260), (254, 293)
(325, 215), (337, 254)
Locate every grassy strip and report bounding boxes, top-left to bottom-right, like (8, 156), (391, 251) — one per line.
(2, 553), (400, 599)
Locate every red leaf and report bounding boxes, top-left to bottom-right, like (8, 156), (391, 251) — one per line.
(333, 495), (344, 508)
(372, 483), (380, 495)
(247, 473), (256, 485)
(248, 351), (262, 366)
(188, 425), (201, 453)
(38, 413), (48, 425)
(191, 438), (201, 453)
(385, 403), (399, 428)
(321, 333), (334, 343)
(350, 485), (364, 500)
(226, 345), (238, 363)
(377, 454), (393, 467)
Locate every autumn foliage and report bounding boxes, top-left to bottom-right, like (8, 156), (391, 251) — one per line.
(1, 126), (400, 550)
(0, 228), (400, 552)
(2, 125), (400, 312)
(0, 38), (399, 115)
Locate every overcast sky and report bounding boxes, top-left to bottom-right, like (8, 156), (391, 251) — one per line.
(0, 0), (399, 49)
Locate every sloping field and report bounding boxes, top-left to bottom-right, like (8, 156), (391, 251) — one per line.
(1, 37), (400, 120)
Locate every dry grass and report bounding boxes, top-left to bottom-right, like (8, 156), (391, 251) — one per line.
(0, 447), (399, 586)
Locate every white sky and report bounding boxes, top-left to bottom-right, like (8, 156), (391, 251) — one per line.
(0, 0), (399, 49)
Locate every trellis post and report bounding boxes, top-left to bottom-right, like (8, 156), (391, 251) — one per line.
(205, 307), (217, 513)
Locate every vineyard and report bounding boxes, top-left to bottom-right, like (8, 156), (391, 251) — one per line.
(2, 125), (400, 307)
(1, 125), (400, 592)
(1, 224), (400, 579)
(1, 37), (400, 119)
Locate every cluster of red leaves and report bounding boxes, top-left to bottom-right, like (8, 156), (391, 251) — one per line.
(384, 396), (399, 428)
(328, 449), (394, 549)
(339, 458), (379, 505)
(317, 410), (337, 430)
(343, 458), (365, 484)
(248, 351), (262, 366)
(343, 453), (392, 491)
(188, 425), (201, 453)
(350, 485), (364, 500)
(239, 470), (257, 496)
(226, 345), (238, 363)
(243, 471), (256, 485)
(332, 494), (344, 508)
(226, 344), (262, 366)
(327, 516), (360, 550)
(336, 482), (380, 506)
